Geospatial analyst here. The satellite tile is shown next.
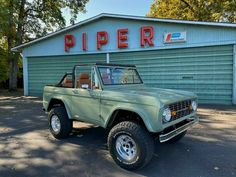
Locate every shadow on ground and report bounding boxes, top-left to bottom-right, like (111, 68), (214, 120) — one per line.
(0, 96), (236, 177)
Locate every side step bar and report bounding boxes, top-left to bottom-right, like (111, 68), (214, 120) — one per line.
(159, 116), (199, 143)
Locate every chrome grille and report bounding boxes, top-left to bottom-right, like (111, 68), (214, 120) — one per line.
(168, 100), (192, 120)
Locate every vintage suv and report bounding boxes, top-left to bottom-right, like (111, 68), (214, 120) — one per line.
(43, 63), (199, 170)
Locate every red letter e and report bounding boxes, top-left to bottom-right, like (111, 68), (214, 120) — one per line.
(118, 28), (128, 49)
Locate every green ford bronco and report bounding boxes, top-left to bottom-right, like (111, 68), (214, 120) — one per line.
(43, 63), (199, 170)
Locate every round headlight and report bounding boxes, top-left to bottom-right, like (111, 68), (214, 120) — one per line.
(191, 100), (197, 111)
(162, 108), (171, 122)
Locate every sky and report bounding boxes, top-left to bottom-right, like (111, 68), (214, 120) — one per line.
(63, 0), (154, 26)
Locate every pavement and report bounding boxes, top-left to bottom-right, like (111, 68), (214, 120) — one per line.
(0, 91), (236, 177)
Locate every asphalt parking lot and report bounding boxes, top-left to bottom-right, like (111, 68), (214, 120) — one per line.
(0, 91), (236, 177)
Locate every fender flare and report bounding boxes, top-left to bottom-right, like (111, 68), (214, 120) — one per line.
(47, 97), (72, 119)
(105, 107), (154, 132)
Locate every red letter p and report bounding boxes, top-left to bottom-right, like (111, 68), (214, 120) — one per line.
(97, 31), (108, 50)
(65, 34), (75, 52)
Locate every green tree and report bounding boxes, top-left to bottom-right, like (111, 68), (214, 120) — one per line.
(0, 0), (89, 90)
(0, 46), (8, 84)
(0, 32), (8, 84)
(147, 0), (236, 23)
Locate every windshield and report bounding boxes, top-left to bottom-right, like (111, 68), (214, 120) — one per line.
(98, 66), (143, 85)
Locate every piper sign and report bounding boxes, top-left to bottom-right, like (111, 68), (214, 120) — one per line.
(164, 32), (186, 44)
(64, 26), (154, 52)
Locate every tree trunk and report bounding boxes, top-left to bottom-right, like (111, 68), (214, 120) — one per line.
(7, 0), (17, 91)
(8, 56), (18, 91)
(8, 0), (26, 91)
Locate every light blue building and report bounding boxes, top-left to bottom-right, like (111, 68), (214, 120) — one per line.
(12, 13), (236, 105)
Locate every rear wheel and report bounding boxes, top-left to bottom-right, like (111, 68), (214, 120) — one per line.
(48, 107), (72, 139)
(108, 121), (154, 170)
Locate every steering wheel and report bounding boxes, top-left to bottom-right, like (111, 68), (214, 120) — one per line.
(121, 76), (128, 84)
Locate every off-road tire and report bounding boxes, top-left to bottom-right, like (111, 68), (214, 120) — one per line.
(48, 107), (72, 139)
(165, 130), (187, 143)
(108, 121), (154, 170)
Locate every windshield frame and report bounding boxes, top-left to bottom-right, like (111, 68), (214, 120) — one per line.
(97, 66), (143, 86)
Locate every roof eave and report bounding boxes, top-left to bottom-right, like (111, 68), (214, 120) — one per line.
(11, 13), (106, 52)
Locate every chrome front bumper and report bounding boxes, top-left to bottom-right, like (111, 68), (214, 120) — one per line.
(159, 116), (199, 143)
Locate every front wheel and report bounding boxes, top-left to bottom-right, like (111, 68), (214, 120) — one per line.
(108, 121), (154, 170)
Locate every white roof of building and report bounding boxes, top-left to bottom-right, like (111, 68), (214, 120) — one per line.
(12, 13), (236, 51)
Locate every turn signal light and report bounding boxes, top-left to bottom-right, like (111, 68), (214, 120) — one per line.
(189, 105), (192, 110)
(171, 111), (177, 117)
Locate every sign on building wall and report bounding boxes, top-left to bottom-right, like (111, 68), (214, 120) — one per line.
(64, 26), (155, 52)
(164, 32), (187, 44)
(64, 28), (188, 53)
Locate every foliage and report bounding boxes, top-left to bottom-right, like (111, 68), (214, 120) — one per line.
(0, 35), (8, 83)
(0, 0), (89, 40)
(147, 0), (236, 23)
(0, 47), (8, 83)
(0, 0), (89, 89)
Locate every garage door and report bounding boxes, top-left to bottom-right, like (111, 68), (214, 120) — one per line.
(110, 45), (233, 105)
(28, 54), (106, 96)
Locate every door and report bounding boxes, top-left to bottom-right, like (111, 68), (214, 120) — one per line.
(71, 65), (102, 125)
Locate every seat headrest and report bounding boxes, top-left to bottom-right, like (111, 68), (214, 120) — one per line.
(65, 77), (72, 83)
(79, 73), (89, 79)
(63, 77), (72, 87)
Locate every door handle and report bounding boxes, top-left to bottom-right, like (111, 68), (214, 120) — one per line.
(101, 100), (113, 106)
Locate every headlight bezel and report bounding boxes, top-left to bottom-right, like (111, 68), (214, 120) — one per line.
(191, 100), (197, 111)
(162, 99), (198, 124)
(162, 107), (172, 123)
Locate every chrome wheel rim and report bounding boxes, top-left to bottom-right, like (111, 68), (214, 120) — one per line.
(51, 115), (61, 133)
(115, 135), (137, 161)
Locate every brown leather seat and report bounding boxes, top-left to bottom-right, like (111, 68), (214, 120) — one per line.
(64, 77), (72, 87)
(77, 73), (91, 88)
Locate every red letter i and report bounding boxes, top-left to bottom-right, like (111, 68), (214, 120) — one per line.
(82, 32), (87, 51)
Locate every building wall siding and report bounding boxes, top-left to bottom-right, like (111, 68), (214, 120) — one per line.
(28, 54), (106, 96)
(110, 45), (233, 105)
(23, 18), (236, 57)
(22, 16), (236, 104)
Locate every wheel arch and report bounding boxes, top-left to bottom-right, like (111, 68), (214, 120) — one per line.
(47, 98), (72, 118)
(106, 108), (153, 132)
